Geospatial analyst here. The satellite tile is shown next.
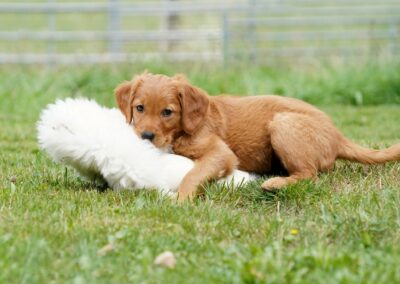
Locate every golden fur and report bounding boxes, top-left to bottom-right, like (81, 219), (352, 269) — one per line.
(115, 72), (400, 201)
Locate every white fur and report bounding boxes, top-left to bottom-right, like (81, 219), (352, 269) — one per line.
(37, 98), (253, 195)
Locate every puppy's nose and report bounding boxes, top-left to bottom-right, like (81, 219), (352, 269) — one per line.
(141, 131), (155, 141)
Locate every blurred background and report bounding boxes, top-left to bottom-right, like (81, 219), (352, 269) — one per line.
(0, 0), (399, 65)
(1, 3), (400, 283)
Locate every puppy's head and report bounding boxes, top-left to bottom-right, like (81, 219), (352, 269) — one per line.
(115, 72), (209, 149)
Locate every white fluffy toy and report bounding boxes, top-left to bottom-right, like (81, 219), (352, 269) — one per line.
(37, 98), (253, 196)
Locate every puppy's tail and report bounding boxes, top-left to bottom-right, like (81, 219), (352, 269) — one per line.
(338, 138), (400, 164)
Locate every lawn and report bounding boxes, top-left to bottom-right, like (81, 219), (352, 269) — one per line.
(1, 61), (400, 283)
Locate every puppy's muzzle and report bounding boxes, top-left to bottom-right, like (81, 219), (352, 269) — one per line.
(141, 131), (155, 141)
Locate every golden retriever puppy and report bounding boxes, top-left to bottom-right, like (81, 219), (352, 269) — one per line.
(115, 72), (400, 201)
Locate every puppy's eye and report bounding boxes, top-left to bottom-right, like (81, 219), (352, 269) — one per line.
(136, 105), (144, 112)
(161, 109), (173, 117)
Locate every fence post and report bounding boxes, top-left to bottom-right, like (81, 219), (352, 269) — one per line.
(247, 0), (257, 62)
(222, 12), (229, 65)
(160, 0), (179, 53)
(47, 0), (56, 65)
(108, 0), (121, 55)
(388, 20), (398, 56)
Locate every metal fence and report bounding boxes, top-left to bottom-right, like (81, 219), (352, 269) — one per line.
(0, 0), (399, 64)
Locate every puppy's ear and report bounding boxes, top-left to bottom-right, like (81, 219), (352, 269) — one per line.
(114, 76), (143, 123)
(114, 81), (133, 122)
(178, 84), (209, 135)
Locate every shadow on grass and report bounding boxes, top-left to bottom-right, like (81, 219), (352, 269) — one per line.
(203, 176), (333, 209)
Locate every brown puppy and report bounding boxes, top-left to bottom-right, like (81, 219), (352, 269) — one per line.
(115, 72), (400, 201)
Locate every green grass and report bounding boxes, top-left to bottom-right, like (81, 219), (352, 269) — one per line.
(1, 61), (400, 283)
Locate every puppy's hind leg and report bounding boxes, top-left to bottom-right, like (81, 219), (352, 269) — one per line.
(262, 112), (338, 191)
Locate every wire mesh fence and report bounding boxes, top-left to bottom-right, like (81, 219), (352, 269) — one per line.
(0, 0), (399, 64)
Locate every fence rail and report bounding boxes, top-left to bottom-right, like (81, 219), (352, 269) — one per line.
(0, 52), (221, 64)
(0, 30), (220, 42)
(228, 17), (399, 27)
(0, 0), (399, 64)
(1, 2), (400, 13)
(0, 2), (251, 14)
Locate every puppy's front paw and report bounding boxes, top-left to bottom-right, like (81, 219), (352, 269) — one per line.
(176, 185), (196, 203)
(177, 192), (193, 203)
